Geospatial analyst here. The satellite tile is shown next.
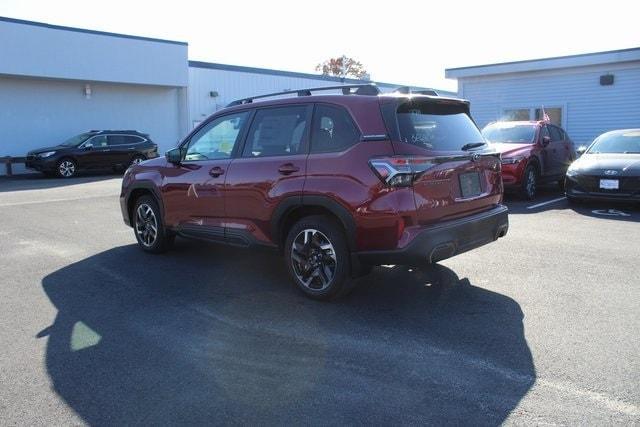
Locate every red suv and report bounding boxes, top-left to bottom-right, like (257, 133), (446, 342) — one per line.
(120, 85), (508, 300)
(481, 121), (575, 199)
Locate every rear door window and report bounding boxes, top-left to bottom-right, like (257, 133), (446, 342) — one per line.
(89, 135), (108, 148)
(395, 101), (483, 151)
(107, 135), (128, 146)
(310, 105), (360, 153)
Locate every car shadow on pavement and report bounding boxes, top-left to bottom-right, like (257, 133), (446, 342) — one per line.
(40, 241), (535, 425)
(0, 172), (120, 193)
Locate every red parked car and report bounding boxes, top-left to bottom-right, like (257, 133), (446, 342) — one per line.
(481, 121), (575, 199)
(120, 85), (508, 300)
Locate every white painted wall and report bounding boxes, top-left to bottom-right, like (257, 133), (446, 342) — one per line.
(0, 18), (188, 87)
(456, 61), (640, 146)
(0, 76), (185, 174)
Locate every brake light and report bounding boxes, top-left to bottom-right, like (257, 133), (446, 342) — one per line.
(369, 156), (436, 187)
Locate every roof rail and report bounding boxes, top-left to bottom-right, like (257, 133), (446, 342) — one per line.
(393, 86), (439, 96)
(226, 84), (380, 107)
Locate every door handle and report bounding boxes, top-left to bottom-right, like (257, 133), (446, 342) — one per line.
(209, 166), (224, 177)
(278, 163), (300, 175)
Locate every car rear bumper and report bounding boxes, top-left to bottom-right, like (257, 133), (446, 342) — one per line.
(357, 205), (509, 266)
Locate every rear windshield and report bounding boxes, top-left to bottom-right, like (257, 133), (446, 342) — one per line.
(588, 131), (640, 154)
(482, 123), (536, 144)
(396, 102), (484, 151)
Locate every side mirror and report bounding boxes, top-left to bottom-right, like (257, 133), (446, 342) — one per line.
(165, 147), (182, 164)
(576, 145), (587, 156)
(83, 142), (93, 150)
(541, 136), (551, 147)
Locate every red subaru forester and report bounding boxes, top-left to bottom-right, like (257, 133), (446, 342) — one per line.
(120, 85), (508, 300)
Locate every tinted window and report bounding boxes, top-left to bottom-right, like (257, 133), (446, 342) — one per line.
(125, 135), (144, 145)
(588, 131), (640, 154)
(243, 106), (308, 157)
(61, 132), (94, 147)
(310, 105), (360, 153)
(482, 123), (537, 144)
(548, 126), (562, 141)
(397, 101), (484, 151)
(107, 135), (128, 146)
(185, 112), (249, 161)
(89, 135), (108, 148)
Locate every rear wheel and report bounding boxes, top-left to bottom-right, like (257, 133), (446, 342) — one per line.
(57, 158), (77, 178)
(284, 215), (352, 300)
(520, 164), (537, 200)
(133, 195), (173, 253)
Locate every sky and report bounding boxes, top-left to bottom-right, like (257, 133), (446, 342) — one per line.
(1, 0), (639, 91)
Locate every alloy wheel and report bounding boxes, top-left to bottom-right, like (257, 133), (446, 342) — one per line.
(132, 157), (144, 165)
(290, 229), (337, 291)
(526, 169), (536, 198)
(135, 204), (158, 247)
(58, 160), (75, 177)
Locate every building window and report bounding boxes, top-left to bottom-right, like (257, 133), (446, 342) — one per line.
(502, 109), (530, 121)
(501, 107), (563, 127)
(535, 108), (562, 127)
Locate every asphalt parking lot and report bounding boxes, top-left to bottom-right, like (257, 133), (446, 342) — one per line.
(1, 174), (639, 425)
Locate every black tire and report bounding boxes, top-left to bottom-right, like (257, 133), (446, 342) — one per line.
(520, 164), (538, 200)
(56, 158), (77, 178)
(132, 195), (173, 253)
(284, 215), (353, 301)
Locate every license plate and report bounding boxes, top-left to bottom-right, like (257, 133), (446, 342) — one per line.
(599, 179), (619, 190)
(459, 172), (482, 198)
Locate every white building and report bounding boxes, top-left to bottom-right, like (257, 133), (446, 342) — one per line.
(446, 48), (640, 146)
(0, 16), (452, 175)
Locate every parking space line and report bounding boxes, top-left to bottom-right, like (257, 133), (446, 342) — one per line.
(527, 197), (566, 210)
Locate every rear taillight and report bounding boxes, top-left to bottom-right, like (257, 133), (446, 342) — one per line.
(369, 156), (436, 187)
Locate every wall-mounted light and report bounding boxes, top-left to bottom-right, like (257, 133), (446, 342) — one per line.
(209, 91), (219, 98)
(600, 74), (614, 86)
(84, 84), (92, 99)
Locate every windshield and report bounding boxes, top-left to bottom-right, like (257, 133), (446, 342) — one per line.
(588, 131), (640, 154)
(482, 123), (536, 144)
(61, 132), (94, 147)
(396, 103), (484, 151)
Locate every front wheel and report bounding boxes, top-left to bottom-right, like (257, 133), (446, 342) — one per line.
(284, 215), (352, 301)
(57, 158), (77, 178)
(520, 165), (538, 200)
(133, 195), (173, 253)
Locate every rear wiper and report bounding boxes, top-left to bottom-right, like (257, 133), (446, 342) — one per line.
(461, 142), (487, 151)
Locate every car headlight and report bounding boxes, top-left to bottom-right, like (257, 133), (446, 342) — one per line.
(501, 155), (525, 165)
(37, 151), (56, 158)
(566, 166), (580, 177)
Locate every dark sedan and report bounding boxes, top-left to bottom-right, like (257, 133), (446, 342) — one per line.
(25, 130), (158, 178)
(565, 129), (640, 203)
